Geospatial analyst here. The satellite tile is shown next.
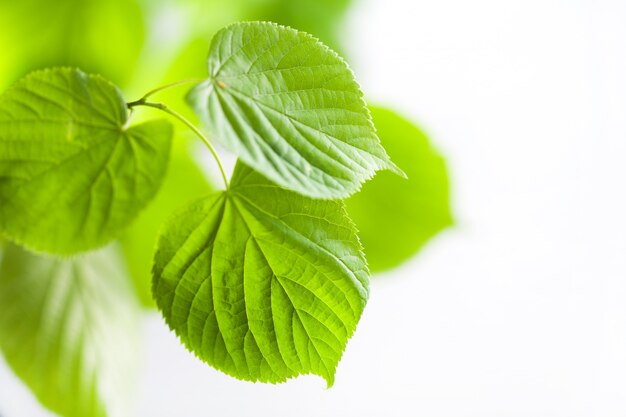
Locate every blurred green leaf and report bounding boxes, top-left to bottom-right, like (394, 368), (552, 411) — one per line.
(153, 161), (369, 386)
(188, 21), (402, 199)
(0, 68), (172, 255)
(120, 138), (214, 308)
(162, 0), (351, 49)
(249, 0), (352, 51)
(347, 106), (453, 272)
(0, 0), (145, 88)
(0, 244), (140, 417)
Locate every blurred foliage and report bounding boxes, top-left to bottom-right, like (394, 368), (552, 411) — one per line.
(347, 106), (453, 272)
(243, 0), (353, 51)
(0, 0), (144, 89)
(0, 244), (140, 417)
(120, 138), (214, 307)
(149, 0), (351, 48)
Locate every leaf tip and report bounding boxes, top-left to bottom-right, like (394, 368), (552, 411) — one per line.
(387, 160), (408, 179)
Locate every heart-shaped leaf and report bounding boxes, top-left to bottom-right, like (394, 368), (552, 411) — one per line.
(187, 21), (402, 199)
(0, 68), (172, 255)
(153, 161), (369, 385)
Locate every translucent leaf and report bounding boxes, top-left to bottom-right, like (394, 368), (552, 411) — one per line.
(0, 244), (140, 417)
(153, 161), (369, 385)
(187, 21), (402, 199)
(347, 106), (453, 272)
(0, 68), (172, 255)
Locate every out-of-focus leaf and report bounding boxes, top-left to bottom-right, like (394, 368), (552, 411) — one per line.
(0, 68), (172, 255)
(0, 244), (140, 417)
(346, 106), (453, 272)
(250, 0), (352, 51)
(161, 0), (351, 50)
(0, 0), (145, 88)
(120, 139), (214, 308)
(153, 162), (369, 386)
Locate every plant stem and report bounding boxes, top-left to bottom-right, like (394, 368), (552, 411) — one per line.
(128, 100), (229, 188)
(130, 78), (205, 103)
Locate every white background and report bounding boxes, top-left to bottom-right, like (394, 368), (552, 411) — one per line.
(2, 0), (626, 416)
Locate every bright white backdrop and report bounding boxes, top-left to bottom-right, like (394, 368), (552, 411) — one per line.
(2, 0), (626, 416)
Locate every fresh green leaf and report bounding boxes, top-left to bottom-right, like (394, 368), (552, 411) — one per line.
(187, 21), (402, 199)
(0, 244), (140, 417)
(347, 106), (453, 272)
(120, 139), (214, 308)
(0, 68), (172, 255)
(153, 161), (369, 386)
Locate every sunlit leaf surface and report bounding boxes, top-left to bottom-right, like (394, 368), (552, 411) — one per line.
(153, 162), (369, 385)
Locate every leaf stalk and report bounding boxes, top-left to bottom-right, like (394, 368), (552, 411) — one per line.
(127, 100), (229, 188)
(133, 78), (205, 102)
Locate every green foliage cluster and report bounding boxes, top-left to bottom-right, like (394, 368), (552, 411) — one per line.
(0, 1), (452, 416)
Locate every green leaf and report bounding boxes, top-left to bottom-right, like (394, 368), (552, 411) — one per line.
(0, 68), (172, 255)
(0, 244), (140, 417)
(120, 139), (214, 308)
(347, 106), (453, 272)
(187, 21), (402, 199)
(153, 161), (369, 386)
